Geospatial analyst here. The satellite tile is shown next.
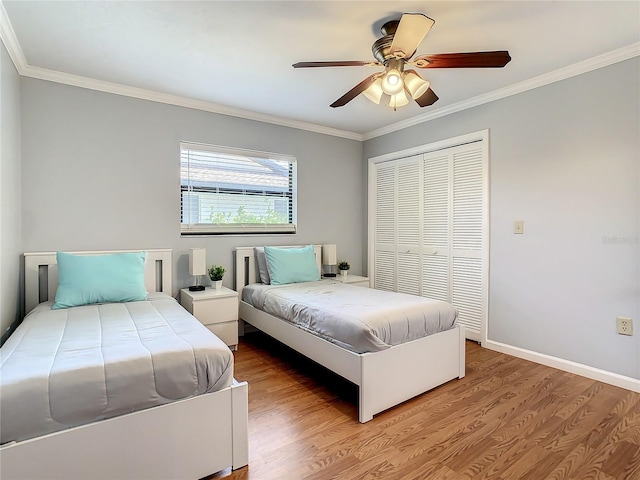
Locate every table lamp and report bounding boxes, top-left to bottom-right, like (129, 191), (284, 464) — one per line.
(322, 244), (337, 277)
(189, 248), (207, 291)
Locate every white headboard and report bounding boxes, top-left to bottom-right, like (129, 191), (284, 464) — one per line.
(24, 249), (173, 313)
(234, 245), (322, 298)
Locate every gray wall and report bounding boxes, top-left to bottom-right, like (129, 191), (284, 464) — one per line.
(0, 42), (22, 336)
(10, 52), (640, 381)
(364, 58), (640, 379)
(20, 78), (364, 293)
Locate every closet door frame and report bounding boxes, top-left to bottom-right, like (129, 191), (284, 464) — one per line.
(367, 130), (490, 345)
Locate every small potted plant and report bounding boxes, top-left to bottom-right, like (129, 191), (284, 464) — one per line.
(338, 261), (350, 276)
(208, 265), (226, 290)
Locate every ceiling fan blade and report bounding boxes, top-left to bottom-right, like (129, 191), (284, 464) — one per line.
(415, 88), (439, 107)
(413, 51), (512, 68)
(330, 74), (379, 108)
(293, 61), (379, 68)
(390, 13), (435, 60)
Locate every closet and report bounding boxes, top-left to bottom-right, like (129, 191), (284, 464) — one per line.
(368, 131), (488, 342)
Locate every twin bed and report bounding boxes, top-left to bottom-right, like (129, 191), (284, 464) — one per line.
(1, 244), (465, 479)
(236, 245), (465, 423)
(0, 249), (248, 480)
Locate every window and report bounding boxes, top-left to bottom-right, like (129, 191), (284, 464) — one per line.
(181, 142), (297, 235)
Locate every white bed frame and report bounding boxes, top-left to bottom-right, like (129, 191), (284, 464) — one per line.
(235, 245), (465, 423)
(1, 249), (249, 480)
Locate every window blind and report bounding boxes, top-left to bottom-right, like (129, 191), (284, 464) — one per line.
(180, 142), (297, 235)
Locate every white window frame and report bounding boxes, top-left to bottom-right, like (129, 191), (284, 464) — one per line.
(180, 142), (297, 235)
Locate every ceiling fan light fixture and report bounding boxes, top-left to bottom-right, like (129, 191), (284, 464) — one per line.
(293, 13), (510, 110)
(381, 68), (404, 95)
(388, 89), (409, 110)
(404, 71), (430, 100)
(363, 77), (384, 104)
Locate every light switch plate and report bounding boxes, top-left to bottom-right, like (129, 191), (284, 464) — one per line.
(514, 220), (524, 234)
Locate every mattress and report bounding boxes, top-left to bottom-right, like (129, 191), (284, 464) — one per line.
(242, 280), (458, 353)
(0, 293), (233, 444)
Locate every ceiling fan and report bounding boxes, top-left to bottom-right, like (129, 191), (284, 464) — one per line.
(293, 13), (511, 110)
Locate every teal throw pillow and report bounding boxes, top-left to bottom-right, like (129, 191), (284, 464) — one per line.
(263, 245), (320, 285)
(52, 251), (148, 309)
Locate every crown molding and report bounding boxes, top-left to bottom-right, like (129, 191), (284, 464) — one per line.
(19, 64), (363, 141)
(0, 1), (362, 142)
(363, 42), (640, 140)
(2, 0), (637, 143)
(0, 0), (27, 74)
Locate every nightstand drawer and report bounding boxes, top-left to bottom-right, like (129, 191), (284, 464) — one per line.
(206, 322), (238, 347)
(179, 287), (239, 349)
(192, 296), (237, 325)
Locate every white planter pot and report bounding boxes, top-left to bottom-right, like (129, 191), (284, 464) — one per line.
(340, 270), (348, 277)
(213, 280), (223, 290)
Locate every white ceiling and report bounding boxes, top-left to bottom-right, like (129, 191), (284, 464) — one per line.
(2, 1), (639, 138)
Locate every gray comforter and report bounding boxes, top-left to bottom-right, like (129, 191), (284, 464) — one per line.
(0, 293), (233, 444)
(242, 281), (458, 353)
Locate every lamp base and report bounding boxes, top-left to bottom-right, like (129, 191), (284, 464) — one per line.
(323, 273), (337, 277)
(189, 285), (205, 291)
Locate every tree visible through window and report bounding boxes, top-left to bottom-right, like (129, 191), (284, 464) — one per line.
(180, 142), (297, 235)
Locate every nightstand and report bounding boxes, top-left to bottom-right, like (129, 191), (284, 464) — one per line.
(327, 274), (370, 288)
(180, 286), (239, 350)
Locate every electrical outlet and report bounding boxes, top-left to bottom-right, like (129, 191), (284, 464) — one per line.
(616, 317), (633, 336)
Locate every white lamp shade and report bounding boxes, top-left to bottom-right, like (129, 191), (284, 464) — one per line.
(363, 78), (384, 104)
(189, 248), (207, 276)
(388, 89), (409, 109)
(322, 244), (337, 265)
(404, 71), (430, 100)
(381, 69), (404, 95)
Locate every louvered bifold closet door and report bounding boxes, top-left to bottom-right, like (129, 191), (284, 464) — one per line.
(396, 156), (422, 295)
(422, 152), (450, 303)
(451, 146), (484, 340)
(374, 163), (396, 291)
(370, 136), (487, 342)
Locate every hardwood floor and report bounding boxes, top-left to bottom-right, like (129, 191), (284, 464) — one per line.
(209, 333), (640, 480)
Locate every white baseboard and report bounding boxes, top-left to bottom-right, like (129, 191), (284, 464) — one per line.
(483, 340), (640, 393)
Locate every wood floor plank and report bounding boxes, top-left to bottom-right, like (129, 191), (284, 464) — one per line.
(543, 442), (594, 480)
(602, 440), (640, 479)
(611, 392), (640, 417)
(500, 444), (564, 480)
(463, 437), (532, 480)
(608, 397), (640, 446)
(541, 391), (622, 456)
(206, 333), (640, 480)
